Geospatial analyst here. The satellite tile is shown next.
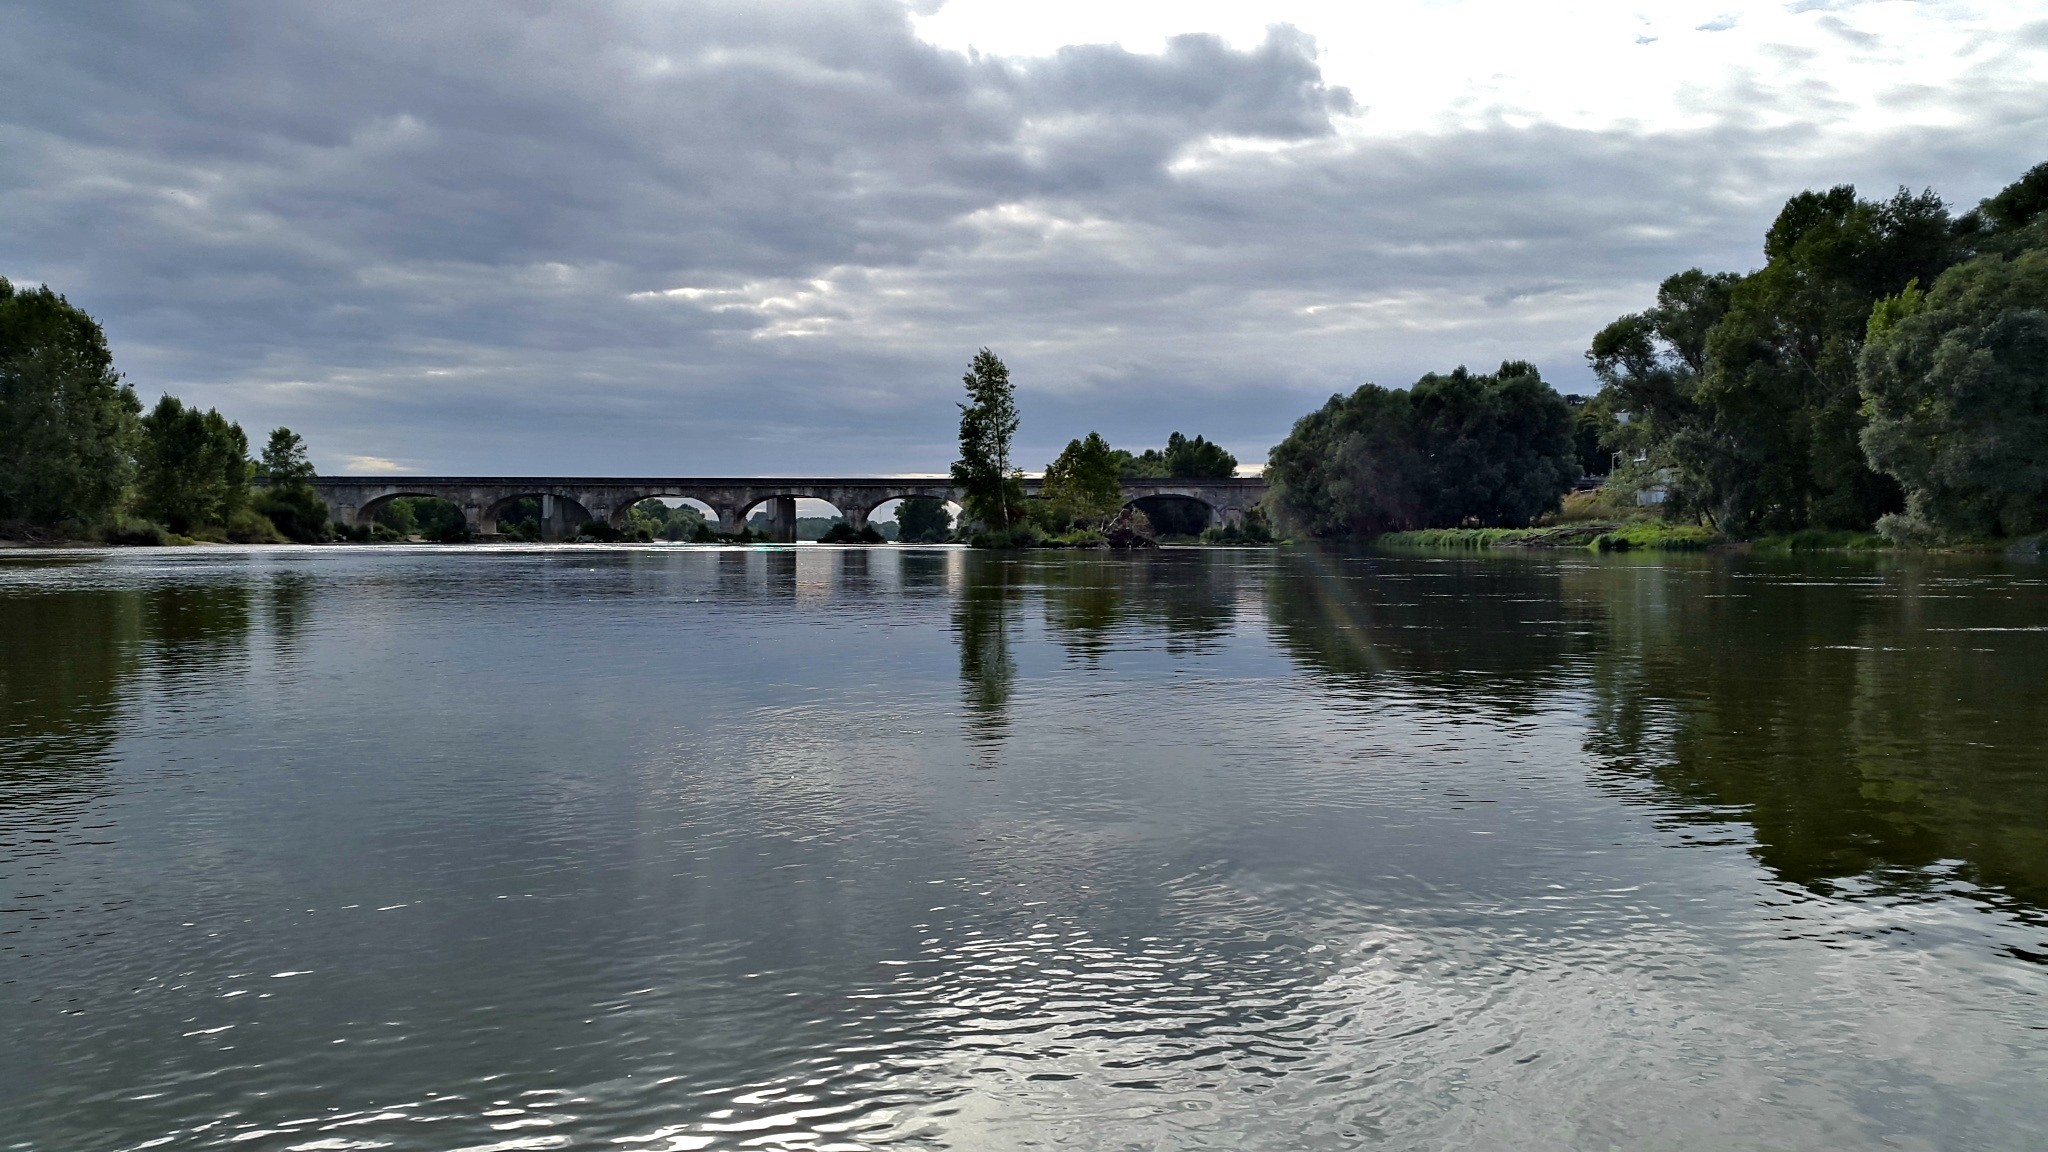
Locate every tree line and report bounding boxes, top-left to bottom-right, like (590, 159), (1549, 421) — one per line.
(1265, 159), (2048, 543)
(951, 348), (1246, 546)
(0, 278), (329, 544)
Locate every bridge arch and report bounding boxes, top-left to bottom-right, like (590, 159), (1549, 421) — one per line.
(1123, 491), (1224, 536)
(732, 493), (851, 541)
(864, 494), (965, 543)
(596, 492), (721, 532)
(482, 492), (593, 541)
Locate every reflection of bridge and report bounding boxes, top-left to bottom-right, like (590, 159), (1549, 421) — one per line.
(312, 475), (1270, 542)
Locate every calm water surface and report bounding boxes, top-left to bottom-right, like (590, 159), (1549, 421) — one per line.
(2, 545), (2045, 1150)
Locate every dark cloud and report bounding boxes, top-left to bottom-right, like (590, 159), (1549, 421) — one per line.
(0, 1), (2042, 473)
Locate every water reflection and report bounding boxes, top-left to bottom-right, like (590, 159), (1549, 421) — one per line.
(1257, 548), (2048, 917)
(1262, 549), (1594, 713)
(1571, 556), (2048, 914)
(3, 546), (2045, 1151)
(952, 553), (1018, 749)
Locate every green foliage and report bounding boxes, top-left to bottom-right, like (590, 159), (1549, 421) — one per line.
(1964, 160), (2048, 259)
(1042, 431), (1123, 526)
(137, 395), (251, 535)
(1618, 186), (1963, 534)
(247, 425), (328, 542)
(1268, 360), (1578, 536)
(895, 496), (953, 542)
(252, 483), (331, 543)
(1588, 522), (1718, 551)
(969, 522), (1045, 549)
(0, 278), (141, 526)
(98, 515), (166, 546)
(257, 427), (315, 484)
(951, 348), (1023, 529)
(1586, 268), (1741, 464)
(1375, 521), (1719, 551)
(817, 521), (886, 544)
(1117, 431), (1238, 479)
(376, 497), (465, 540)
(375, 498), (418, 536)
(1748, 529), (1891, 552)
(1859, 247), (2048, 540)
(1199, 511), (1274, 545)
(625, 499), (708, 541)
(224, 506), (285, 544)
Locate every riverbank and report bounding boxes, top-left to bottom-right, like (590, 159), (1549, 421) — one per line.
(1375, 521), (2041, 555)
(1377, 521), (1717, 552)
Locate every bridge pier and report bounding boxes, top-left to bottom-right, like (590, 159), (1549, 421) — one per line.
(843, 504), (870, 532)
(539, 494), (577, 542)
(717, 505), (748, 537)
(764, 496), (797, 544)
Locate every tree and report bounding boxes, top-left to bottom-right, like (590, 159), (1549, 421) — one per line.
(1685, 186), (1962, 532)
(896, 496), (953, 543)
(1410, 361), (1578, 527)
(0, 279), (141, 527)
(251, 426), (329, 542)
(951, 348), (1022, 529)
(137, 395), (251, 534)
(1268, 361), (1578, 536)
(1587, 268), (1741, 470)
(257, 427), (315, 483)
(1268, 382), (1423, 536)
(1859, 247), (2048, 540)
(1118, 432), (1239, 479)
(1042, 432), (1123, 524)
(1965, 160), (2048, 259)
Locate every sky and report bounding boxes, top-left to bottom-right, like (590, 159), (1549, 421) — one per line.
(3, 1), (2045, 476)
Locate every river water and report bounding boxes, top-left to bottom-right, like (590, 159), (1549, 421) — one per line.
(2, 545), (2044, 1151)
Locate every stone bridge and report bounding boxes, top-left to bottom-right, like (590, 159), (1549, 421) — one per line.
(310, 475), (1270, 542)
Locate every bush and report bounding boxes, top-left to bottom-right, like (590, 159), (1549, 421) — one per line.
(1589, 523), (1719, 551)
(818, 522), (886, 544)
(970, 523), (1045, 549)
(1269, 360), (1579, 536)
(225, 507), (285, 543)
(430, 518), (475, 544)
(251, 483), (331, 543)
(98, 516), (166, 546)
(1200, 511), (1275, 545)
(573, 520), (620, 543)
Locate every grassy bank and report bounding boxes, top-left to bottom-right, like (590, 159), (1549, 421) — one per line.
(1377, 521), (1718, 552)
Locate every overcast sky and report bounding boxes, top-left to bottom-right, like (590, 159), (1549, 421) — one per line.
(4, 1), (2044, 475)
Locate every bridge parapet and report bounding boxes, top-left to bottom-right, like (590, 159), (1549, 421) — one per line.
(310, 475), (1269, 540)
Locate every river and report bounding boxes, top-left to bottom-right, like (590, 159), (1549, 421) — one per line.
(3, 545), (2044, 1150)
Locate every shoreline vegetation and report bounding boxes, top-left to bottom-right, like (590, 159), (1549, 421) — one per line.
(7, 161), (2044, 555)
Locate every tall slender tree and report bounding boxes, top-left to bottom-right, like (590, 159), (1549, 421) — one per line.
(951, 348), (1021, 529)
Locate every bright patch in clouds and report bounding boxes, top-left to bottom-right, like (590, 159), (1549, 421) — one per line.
(914, 0), (2043, 135)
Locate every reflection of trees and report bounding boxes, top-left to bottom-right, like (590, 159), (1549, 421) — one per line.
(1261, 548), (1589, 713)
(898, 551), (950, 593)
(1034, 552), (1240, 661)
(1577, 557), (2048, 912)
(953, 554), (1020, 748)
(267, 573), (315, 656)
(0, 577), (255, 842)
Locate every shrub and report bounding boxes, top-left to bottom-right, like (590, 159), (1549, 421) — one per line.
(251, 483), (331, 543)
(99, 516), (166, 546)
(818, 522), (886, 544)
(225, 507), (285, 543)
